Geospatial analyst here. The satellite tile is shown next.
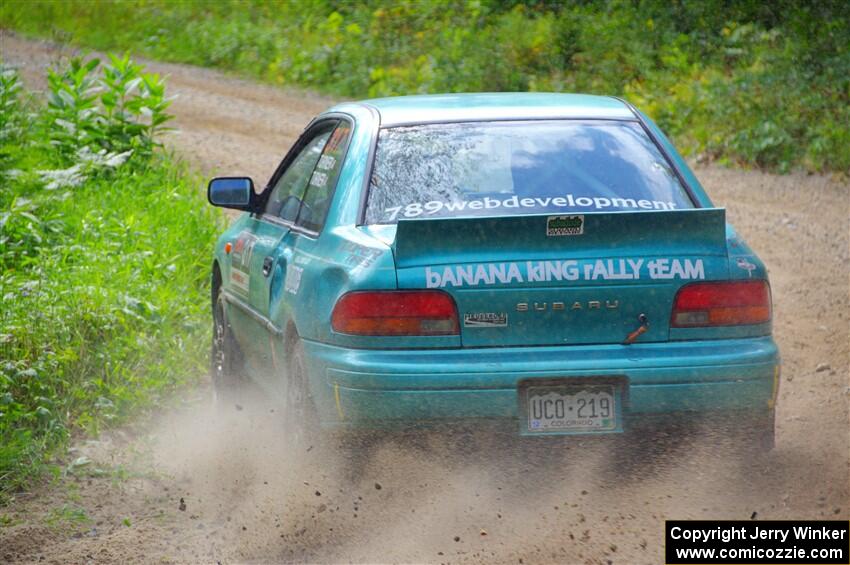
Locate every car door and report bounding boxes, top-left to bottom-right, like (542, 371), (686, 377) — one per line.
(274, 119), (354, 353)
(227, 120), (339, 375)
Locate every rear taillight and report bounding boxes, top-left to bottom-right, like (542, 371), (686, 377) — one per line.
(331, 291), (460, 336)
(671, 280), (771, 327)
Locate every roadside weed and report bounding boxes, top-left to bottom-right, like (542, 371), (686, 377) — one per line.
(45, 503), (91, 528)
(0, 57), (219, 504)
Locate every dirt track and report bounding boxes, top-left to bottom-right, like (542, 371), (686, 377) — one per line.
(1, 32), (848, 565)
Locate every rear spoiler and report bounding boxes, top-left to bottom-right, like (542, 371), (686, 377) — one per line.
(393, 209), (727, 268)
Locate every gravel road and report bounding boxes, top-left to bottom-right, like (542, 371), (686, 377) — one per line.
(1, 32), (848, 565)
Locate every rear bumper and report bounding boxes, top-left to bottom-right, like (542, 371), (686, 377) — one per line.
(301, 337), (780, 429)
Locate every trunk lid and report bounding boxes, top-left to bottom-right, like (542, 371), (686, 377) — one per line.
(393, 210), (730, 346)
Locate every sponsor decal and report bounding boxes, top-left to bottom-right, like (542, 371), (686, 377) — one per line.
(309, 170), (328, 188)
(326, 125), (351, 152)
(230, 269), (249, 293)
(231, 232), (258, 269)
(341, 241), (383, 269)
(317, 154), (336, 171)
(384, 194), (678, 221)
(425, 258), (705, 288)
(284, 265), (303, 295)
(463, 312), (508, 328)
(230, 232), (258, 294)
(547, 215), (584, 236)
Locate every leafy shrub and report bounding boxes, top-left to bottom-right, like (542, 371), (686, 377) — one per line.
(0, 66), (23, 146)
(3, 0), (846, 172)
(45, 54), (172, 163)
(0, 58), (219, 502)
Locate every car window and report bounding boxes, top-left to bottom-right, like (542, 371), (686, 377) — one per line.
(364, 120), (693, 224)
(296, 121), (352, 232)
(264, 122), (336, 222)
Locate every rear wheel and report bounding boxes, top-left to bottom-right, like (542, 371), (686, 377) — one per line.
(211, 281), (245, 402)
(283, 338), (319, 454)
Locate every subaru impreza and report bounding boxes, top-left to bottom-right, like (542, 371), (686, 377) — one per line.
(207, 93), (779, 450)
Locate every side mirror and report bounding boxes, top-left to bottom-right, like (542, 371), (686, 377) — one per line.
(208, 177), (256, 211)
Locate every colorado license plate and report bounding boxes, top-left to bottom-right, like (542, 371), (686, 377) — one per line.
(521, 382), (622, 435)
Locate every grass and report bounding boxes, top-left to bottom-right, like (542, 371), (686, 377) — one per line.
(0, 0), (848, 173)
(0, 56), (221, 503)
(44, 503), (91, 529)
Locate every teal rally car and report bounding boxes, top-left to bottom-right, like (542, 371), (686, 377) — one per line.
(207, 93), (779, 449)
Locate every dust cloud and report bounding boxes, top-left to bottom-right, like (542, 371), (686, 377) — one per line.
(126, 385), (839, 564)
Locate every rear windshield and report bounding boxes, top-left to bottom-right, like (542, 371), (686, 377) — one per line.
(364, 120), (693, 224)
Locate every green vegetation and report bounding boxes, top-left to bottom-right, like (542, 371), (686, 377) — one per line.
(45, 503), (91, 528)
(2, 0), (848, 172)
(0, 56), (220, 502)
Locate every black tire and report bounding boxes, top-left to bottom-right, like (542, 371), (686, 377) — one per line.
(211, 283), (244, 402)
(283, 338), (320, 454)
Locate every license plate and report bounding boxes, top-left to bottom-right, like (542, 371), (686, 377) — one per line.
(520, 381), (622, 435)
